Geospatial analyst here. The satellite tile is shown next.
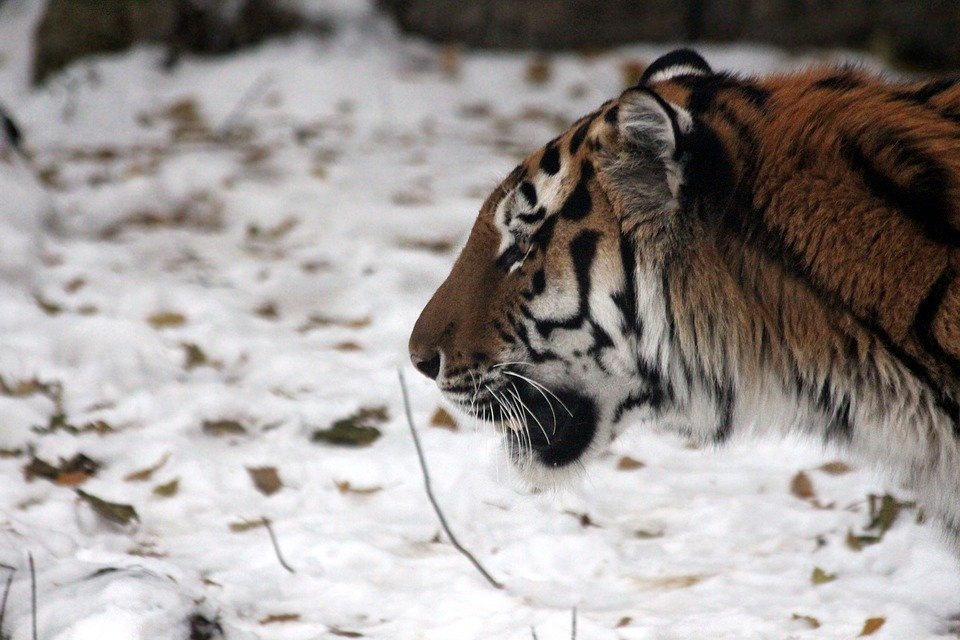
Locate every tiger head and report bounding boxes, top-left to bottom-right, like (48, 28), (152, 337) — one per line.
(409, 50), (714, 486)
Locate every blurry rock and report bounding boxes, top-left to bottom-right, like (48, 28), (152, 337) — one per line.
(33, 0), (315, 85)
(378, 0), (686, 50)
(379, 0), (960, 71)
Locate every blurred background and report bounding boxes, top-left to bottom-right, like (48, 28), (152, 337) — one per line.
(1, 2), (959, 639)
(21, 0), (960, 83)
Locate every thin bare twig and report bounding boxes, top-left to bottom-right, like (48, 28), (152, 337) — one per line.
(530, 626), (539, 640)
(398, 369), (504, 590)
(28, 553), (37, 640)
(571, 607), (577, 640)
(261, 517), (296, 574)
(0, 565), (14, 638)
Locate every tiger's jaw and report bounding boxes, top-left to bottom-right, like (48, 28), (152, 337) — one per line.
(440, 370), (622, 486)
(501, 386), (598, 469)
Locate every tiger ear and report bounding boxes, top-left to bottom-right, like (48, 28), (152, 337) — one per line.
(616, 88), (691, 201)
(639, 49), (712, 85)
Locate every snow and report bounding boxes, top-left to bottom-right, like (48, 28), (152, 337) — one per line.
(0, 2), (957, 639)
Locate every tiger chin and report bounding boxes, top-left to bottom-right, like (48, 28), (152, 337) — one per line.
(409, 49), (960, 545)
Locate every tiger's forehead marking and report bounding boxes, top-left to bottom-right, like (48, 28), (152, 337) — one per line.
(488, 105), (621, 260)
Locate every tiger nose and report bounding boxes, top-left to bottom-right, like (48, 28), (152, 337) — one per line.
(410, 350), (441, 380)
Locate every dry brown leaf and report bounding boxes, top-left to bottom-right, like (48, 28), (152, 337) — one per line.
(810, 567), (837, 586)
(124, 453), (171, 482)
(429, 408), (458, 431)
(255, 302), (279, 319)
(617, 456), (645, 471)
(639, 575), (703, 589)
(398, 237), (456, 254)
(334, 480), (383, 495)
(329, 628), (363, 638)
(818, 461), (853, 475)
(55, 471), (92, 487)
(76, 489), (139, 525)
(247, 467), (282, 496)
(153, 478), (179, 497)
(25, 454), (99, 485)
(791, 613), (821, 629)
(859, 617), (886, 636)
(634, 529), (664, 539)
(332, 341), (363, 352)
(229, 519), (265, 533)
(259, 613), (301, 625)
(148, 311), (186, 329)
(202, 419), (247, 437)
(790, 471), (816, 500)
(525, 56), (552, 85)
(615, 617), (631, 628)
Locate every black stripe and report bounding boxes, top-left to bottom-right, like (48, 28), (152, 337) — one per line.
(495, 244), (524, 270)
(613, 233), (639, 332)
(914, 266), (960, 377)
(840, 133), (960, 246)
(680, 73), (769, 114)
(569, 120), (590, 154)
(815, 380), (853, 442)
(517, 207), (545, 224)
(532, 231), (598, 339)
(559, 163), (593, 220)
(713, 383), (735, 443)
(892, 77), (959, 106)
(813, 74), (864, 91)
(540, 143), (560, 175)
(640, 48), (712, 85)
(519, 181), (537, 206)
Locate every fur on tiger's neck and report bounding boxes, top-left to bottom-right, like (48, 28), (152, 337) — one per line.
(638, 69), (960, 538)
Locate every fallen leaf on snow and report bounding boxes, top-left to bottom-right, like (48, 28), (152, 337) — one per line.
(817, 461), (853, 475)
(229, 519), (266, 533)
(617, 456), (645, 471)
(124, 453), (171, 482)
(636, 575), (703, 590)
(24, 453), (100, 486)
(247, 467), (282, 496)
(429, 408), (457, 431)
(859, 617), (886, 636)
(867, 493), (911, 537)
(147, 311), (186, 329)
(616, 617), (631, 628)
(153, 478), (179, 497)
(810, 567), (837, 586)
(334, 480), (382, 495)
(790, 471), (816, 500)
(259, 613), (301, 625)
(202, 419), (247, 437)
(329, 628), (363, 638)
(634, 529), (664, 539)
(846, 529), (882, 551)
(311, 407), (386, 447)
(182, 342), (209, 370)
(76, 489), (139, 525)
(398, 238), (456, 254)
(791, 613), (821, 629)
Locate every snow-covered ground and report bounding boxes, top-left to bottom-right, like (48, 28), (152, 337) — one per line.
(0, 2), (958, 639)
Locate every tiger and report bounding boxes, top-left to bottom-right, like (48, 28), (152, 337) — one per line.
(408, 49), (960, 547)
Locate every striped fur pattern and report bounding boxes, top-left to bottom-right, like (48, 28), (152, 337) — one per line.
(408, 50), (960, 547)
